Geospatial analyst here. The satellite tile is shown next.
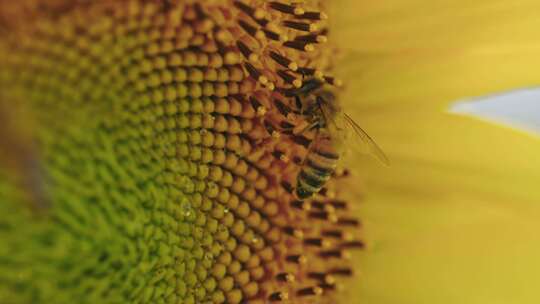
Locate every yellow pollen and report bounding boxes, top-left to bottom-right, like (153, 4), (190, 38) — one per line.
(294, 8), (305, 15)
(288, 62), (298, 71)
(255, 30), (266, 40)
(317, 35), (328, 43)
(326, 275), (337, 285)
(256, 106), (267, 117)
(248, 53), (259, 62)
(265, 82), (275, 91)
(322, 239), (333, 248)
(254, 8), (266, 20)
(258, 75), (268, 85)
(313, 287), (324, 296)
(286, 113), (297, 121)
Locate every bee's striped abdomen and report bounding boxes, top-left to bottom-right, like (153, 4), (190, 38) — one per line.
(295, 139), (339, 199)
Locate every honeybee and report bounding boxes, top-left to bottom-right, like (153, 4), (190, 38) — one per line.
(289, 78), (388, 200)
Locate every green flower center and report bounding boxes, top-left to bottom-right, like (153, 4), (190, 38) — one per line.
(0, 1), (363, 303)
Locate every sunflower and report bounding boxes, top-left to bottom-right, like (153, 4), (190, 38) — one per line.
(2, 1), (540, 304)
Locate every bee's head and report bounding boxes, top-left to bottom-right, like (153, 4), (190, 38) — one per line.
(299, 78), (325, 96)
(294, 78), (325, 108)
(316, 90), (337, 109)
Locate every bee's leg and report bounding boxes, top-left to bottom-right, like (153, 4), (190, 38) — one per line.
(293, 120), (320, 136)
(260, 121), (291, 162)
(278, 121), (297, 136)
(294, 96), (304, 114)
(274, 98), (301, 119)
(308, 120), (323, 131)
(298, 127), (320, 167)
(262, 114), (297, 137)
(259, 117), (295, 164)
(262, 119), (305, 164)
(332, 167), (351, 179)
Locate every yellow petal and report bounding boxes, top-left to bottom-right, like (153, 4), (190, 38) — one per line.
(332, 1), (540, 303)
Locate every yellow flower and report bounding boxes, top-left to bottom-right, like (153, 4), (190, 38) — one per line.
(2, 1), (540, 304)
(332, 1), (540, 303)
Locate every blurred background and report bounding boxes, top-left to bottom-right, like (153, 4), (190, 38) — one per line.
(332, 1), (540, 303)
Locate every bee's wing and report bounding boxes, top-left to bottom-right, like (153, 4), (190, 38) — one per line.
(317, 102), (354, 148)
(340, 112), (390, 166)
